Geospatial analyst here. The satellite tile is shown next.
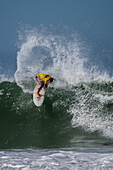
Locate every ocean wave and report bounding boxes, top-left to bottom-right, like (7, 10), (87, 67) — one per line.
(0, 80), (113, 149)
(0, 27), (113, 149)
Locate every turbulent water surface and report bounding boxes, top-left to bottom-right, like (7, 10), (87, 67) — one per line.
(0, 27), (113, 169)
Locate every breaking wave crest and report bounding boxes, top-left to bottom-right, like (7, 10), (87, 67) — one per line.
(0, 27), (113, 149)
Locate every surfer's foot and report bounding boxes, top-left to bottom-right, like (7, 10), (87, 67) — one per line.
(37, 92), (41, 98)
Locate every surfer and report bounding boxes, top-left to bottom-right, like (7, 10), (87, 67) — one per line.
(36, 73), (55, 97)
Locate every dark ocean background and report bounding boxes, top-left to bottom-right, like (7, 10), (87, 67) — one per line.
(1, 0), (113, 168)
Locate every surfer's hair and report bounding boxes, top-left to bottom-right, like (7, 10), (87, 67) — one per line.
(49, 78), (53, 82)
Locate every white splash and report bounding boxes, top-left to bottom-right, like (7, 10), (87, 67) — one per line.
(14, 27), (89, 92)
(69, 89), (113, 138)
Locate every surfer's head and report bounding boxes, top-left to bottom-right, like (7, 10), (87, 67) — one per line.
(48, 78), (53, 83)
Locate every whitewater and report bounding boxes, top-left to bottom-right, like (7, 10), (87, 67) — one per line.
(0, 27), (113, 169)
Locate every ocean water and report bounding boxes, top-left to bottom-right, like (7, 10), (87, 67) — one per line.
(0, 27), (113, 169)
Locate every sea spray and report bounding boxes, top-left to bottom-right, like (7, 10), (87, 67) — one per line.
(14, 27), (88, 92)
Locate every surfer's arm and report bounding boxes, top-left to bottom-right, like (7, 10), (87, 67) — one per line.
(45, 83), (48, 88)
(36, 77), (42, 85)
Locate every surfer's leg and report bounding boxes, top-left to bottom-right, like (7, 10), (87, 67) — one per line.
(37, 82), (44, 97)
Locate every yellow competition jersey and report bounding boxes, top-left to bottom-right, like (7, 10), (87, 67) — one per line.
(37, 73), (51, 85)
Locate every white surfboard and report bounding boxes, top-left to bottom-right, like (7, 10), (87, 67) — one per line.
(33, 84), (45, 106)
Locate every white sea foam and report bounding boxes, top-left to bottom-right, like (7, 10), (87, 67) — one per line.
(69, 89), (113, 139)
(0, 149), (113, 170)
(0, 89), (4, 95)
(94, 93), (113, 104)
(0, 74), (14, 83)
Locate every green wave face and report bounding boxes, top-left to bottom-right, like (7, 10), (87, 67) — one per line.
(0, 81), (113, 149)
